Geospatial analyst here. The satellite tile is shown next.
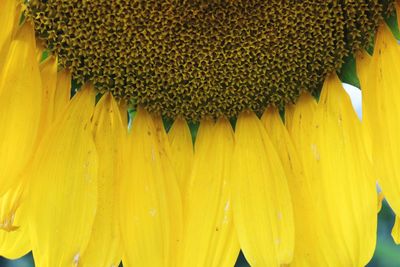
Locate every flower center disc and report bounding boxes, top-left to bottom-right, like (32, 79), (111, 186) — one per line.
(28, 0), (383, 120)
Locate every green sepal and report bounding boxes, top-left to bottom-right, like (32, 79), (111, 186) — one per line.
(385, 9), (400, 41)
(337, 55), (360, 89)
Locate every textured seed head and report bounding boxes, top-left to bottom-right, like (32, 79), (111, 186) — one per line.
(27, 0), (386, 120)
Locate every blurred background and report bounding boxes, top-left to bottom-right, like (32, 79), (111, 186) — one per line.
(0, 201), (399, 267)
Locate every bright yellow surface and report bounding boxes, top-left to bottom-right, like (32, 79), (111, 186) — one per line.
(119, 108), (182, 267)
(262, 108), (316, 267)
(28, 87), (98, 267)
(0, 0), (17, 68)
(178, 118), (239, 267)
(0, 22), (42, 196)
(358, 24), (400, 246)
(38, 56), (57, 138)
(80, 94), (123, 267)
(231, 111), (294, 267)
(168, 118), (193, 195)
(0, 182), (30, 259)
(288, 75), (376, 266)
(53, 69), (71, 120)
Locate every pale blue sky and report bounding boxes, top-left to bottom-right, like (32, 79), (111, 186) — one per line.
(343, 83), (362, 119)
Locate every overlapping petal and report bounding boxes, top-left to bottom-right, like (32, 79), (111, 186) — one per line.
(285, 93), (317, 178)
(357, 24), (400, 230)
(53, 69), (71, 120)
(0, 0), (18, 67)
(28, 87), (98, 267)
(178, 118), (239, 267)
(0, 22), (42, 196)
(0, 183), (30, 259)
(0, 32), (70, 261)
(38, 56), (58, 135)
(0, 4), (392, 267)
(152, 115), (184, 267)
(288, 75), (377, 266)
(231, 111), (294, 267)
(168, 118), (194, 194)
(119, 108), (182, 267)
(261, 108), (316, 267)
(79, 94), (123, 267)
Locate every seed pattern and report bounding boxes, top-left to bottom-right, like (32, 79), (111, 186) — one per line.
(27, 0), (386, 120)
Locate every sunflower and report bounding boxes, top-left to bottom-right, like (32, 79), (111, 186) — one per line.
(1, 0), (400, 266)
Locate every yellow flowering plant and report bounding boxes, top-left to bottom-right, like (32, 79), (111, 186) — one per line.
(1, 1), (400, 267)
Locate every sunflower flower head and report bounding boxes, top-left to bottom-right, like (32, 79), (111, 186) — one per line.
(1, 0), (400, 267)
(27, 0), (384, 119)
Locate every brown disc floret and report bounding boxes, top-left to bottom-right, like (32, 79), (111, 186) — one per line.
(27, 0), (387, 120)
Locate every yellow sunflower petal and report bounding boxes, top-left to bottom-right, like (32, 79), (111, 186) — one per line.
(35, 41), (45, 63)
(299, 74), (376, 266)
(152, 116), (183, 266)
(168, 118), (194, 194)
(0, 22), (42, 196)
(28, 87), (98, 267)
(53, 69), (71, 121)
(119, 108), (182, 267)
(0, 181), (24, 231)
(80, 94), (123, 267)
(231, 111), (294, 266)
(261, 108), (318, 266)
(38, 56), (58, 136)
(0, 220), (30, 260)
(356, 51), (374, 160)
(179, 118), (239, 267)
(284, 104), (295, 133)
(0, 56), (67, 256)
(391, 216), (400, 244)
(0, 186), (30, 259)
(0, 0), (17, 66)
(377, 192), (384, 213)
(357, 23), (400, 226)
(285, 92), (317, 176)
